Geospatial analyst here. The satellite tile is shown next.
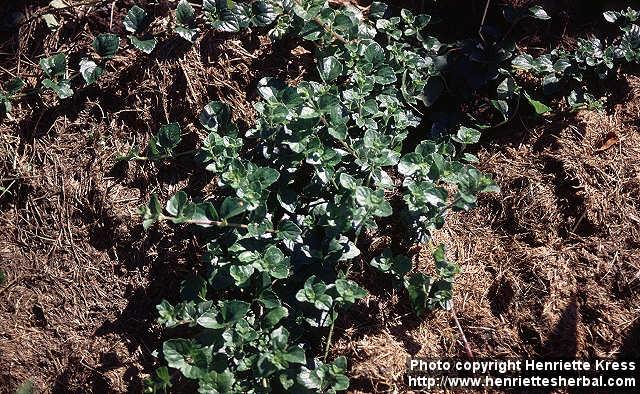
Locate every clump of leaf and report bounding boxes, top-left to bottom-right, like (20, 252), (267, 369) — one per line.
(119, 123), (185, 162)
(39, 53), (73, 99)
(203, 0), (280, 33)
(135, 1), (505, 391)
(511, 8), (640, 103)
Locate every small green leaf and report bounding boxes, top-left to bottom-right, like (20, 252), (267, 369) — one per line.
(375, 66), (396, 85)
(39, 53), (67, 78)
(93, 33), (120, 58)
(264, 306), (288, 328)
(5, 77), (25, 95)
(191, 202), (219, 226)
(219, 299), (250, 323)
(229, 264), (254, 286)
(42, 79), (73, 99)
(339, 173), (358, 190)
(283, 346), (306, 364)
(199, 370), (235, 393)
(251, 167), (279, 189)
(529, 6), (551, 20)
(453, 126), (481, 144)
(79, 58), (103, 85)
(404, 272), (433, 316)
(525, 93), (551, 115)
(335, 279), (367, 304)
(166, 191), (188, 216)
(220, 197), (246, 219)
(370, 249), (411, 276)
(148, 123), (182, 158)
(398, 153), (422, 176)
(140, 194), (162, 229)
(318, 56), (343, 82)
(130, 36), (157, 54)
(163, 339), (210, 379)
(253, 1), (278, 27)
(200, 101), (231, 132)
(176, 0), (196, 26)
(277, 220), (302, 242)
(512, 54), (535, 70)
(124, 5), (149, 34)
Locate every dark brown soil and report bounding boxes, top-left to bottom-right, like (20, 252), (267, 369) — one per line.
(1, 1), (639, 393)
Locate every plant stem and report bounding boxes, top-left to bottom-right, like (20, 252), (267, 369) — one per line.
(319, 115), (357, 157)
(323, 305), (336, 361)
(161, 215), (277, 234)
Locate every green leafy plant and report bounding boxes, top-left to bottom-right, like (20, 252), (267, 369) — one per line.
(134, 1), (506, 391)
(119, 123), (189, 162)
(512, 10), (640, 103)
(175, 0), (198, 42)
(203, 0), (280, 33)
(0, 77), (25, 117)
(39, 53), (73, 99)
(77, 34), (120, 87)
(14, 0), (640, 392)
(124, 5), (157, 54)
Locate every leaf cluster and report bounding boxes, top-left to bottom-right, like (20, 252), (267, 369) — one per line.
(135, 2), (503, 391)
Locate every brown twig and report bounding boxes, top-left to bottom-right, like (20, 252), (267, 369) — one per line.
(451, 304), (474, 359)
(478, 0), (491, 44)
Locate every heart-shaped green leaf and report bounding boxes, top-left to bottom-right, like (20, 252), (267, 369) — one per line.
(318, 56), (343, 82)
(39, 53), (67, 78)
(79, 58), (103, 85)
(124, 5), (149, 34)
(129, 36), (157, 54)
(93, 33), (120, 58)
(42, 79), (73, 99)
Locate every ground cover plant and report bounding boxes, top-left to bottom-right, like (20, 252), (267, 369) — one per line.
(1, 0), (639, 392)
